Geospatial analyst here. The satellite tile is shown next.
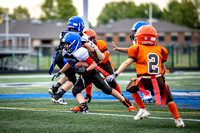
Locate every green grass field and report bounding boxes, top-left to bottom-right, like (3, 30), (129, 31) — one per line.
(0, 71), (200, 133)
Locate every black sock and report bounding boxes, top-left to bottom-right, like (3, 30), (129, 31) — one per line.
(52, 82), (61, 93)
(56, 89), (66, 97)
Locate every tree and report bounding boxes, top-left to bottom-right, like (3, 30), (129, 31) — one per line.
(40, 0), (77, 22)
(97, 1), (137, 25)
(10, 6), (30, 20)
(162, 0), (200, 29)
(0, 7), (9, 22)
(0, 6), (9, 15)
(96, 1), (162, 26)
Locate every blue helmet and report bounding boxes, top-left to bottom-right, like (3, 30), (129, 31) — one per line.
(67, 16), (85, 32)
(63, 32), (81, 53)
(131, 21), (149, 32)
(130, 21), (149, 43)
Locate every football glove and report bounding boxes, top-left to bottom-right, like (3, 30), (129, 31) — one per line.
(52, 71), (61, 81)
(75, 65), (87, 75)
(89, 41), (98, 50)
(106, 73), (118, 82)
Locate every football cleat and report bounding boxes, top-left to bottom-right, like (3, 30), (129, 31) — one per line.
(84, 94), (92, 103)
(70, 103), (89, 113)
(142, 95), (154, 103)
(175, 118), (185, 127)
(48, 85), (57, 98)
(134, 108), (150, 120)
(48, 88), (54, 98)
(51, 95), (67, 105)
(122, 97), (135, 112)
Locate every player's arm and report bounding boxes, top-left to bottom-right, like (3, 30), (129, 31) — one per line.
(52, 62), (71, 81)
(162, 62), (167, 75)
(115, 57), (135, 75)
(85, 57), (97, 71)
(112, 42), (128, 53)
(161, 46), (168, 75)
(87, 41), (105, 61)
(76, 57), (97, 75)
(83, 42), (95, 52)
(60, 62), (71, 73)
(106, 57), (135, 82)
(95, 47), (105, 61)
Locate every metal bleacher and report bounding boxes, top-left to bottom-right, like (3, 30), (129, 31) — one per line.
(0, 34), (32, 70)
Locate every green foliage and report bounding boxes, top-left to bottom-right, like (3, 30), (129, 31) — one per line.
(162, 0), (200, 29)
(40, 0), (78, 22)
(97, 1), (162, 25)
(0, 6), (9, 22)
(10, 6), (30, 20)
(97, 2), (136, 25)
(0, 6), (9, 14)
(97, 0), (199, 30)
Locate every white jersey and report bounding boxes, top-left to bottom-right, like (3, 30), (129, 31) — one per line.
(62, 47), (90, 68)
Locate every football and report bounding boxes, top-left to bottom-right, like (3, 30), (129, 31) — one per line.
(75, 61), (89, 68)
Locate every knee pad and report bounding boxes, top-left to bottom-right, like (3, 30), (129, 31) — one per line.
(126, 78), (139, 93)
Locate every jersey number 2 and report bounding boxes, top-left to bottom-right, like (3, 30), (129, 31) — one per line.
(148, 53), (159, 74)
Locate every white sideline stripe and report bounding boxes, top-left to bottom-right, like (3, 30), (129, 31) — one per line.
(0, 75), (52, 78)
(0, 107), (200, 122)
(1, 71), (200, 79)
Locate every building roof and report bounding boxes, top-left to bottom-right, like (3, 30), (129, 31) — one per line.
(0, 19), (66, 40)
(92, 18), (195, 34)
(0, 18), (195, 40)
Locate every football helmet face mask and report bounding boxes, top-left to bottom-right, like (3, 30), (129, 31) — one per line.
(63, 32), (81, 53)
(67, 16), (85, 32)
(130, 21), (149, 42)
(84, 29), (97, 43)
(135, 25), (157, 45)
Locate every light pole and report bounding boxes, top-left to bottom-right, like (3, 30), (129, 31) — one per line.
(5, 13), (9, 47)
(83, 0), (89, 29)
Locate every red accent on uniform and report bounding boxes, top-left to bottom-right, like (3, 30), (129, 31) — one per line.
(161, 82), (168, 106)
(96, 66), (110, 77)
(85, 57), (94, 65)
(151, 76), (161, 105)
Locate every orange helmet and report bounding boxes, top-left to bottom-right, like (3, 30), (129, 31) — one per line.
(135, 25), (157, 45)
(84, 29), (97, 41)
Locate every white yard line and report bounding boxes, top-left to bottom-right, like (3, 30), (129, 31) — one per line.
(0, 107), (200, 122)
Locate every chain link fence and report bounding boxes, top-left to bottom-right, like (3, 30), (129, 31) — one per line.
(31, 44), (200, 71)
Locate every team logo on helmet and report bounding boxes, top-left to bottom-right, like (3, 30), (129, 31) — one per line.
(67, 16), (85, 32)
(135, 25), (157, 45)
(63, 32), (81, 53)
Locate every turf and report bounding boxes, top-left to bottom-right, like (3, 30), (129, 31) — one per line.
(0, 99), (200, 133)
(0, 71), (200, 132)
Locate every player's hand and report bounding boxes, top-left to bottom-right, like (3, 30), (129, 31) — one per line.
(75, 65), (87, 75)
(89, 41), (98, 50)
(111, 42), (118, 51)
(106, 73), (118, 82)
(52, 71), (61, 81)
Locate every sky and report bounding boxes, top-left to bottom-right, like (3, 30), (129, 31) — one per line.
(0, 0), (172, 26)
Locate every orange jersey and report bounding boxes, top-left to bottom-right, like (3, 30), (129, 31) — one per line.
(128, 44), (168, 76)
(89, 40), (110, 65)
